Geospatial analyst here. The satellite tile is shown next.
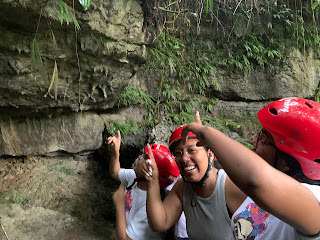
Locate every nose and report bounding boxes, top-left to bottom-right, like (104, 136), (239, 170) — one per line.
(178, 151), (190, 164)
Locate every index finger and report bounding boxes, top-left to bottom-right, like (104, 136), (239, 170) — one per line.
(181, 125), (190, 145)
(195, 111), (202, 125)
(146, 144), (155, 161)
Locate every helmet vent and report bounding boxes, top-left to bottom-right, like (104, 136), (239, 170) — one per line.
(305, 102), (313, 108)
(269, 108), (278, 115)
(315, 159), (320, 164)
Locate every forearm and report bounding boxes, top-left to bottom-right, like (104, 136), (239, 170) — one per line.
(197, 126), (266, 190)
(195, 125), (320, 234)
(115, 206), (131, 240)
(146, 180), (169, 232)
(108, 131), (122, 180)
(109, 151), (121, 180)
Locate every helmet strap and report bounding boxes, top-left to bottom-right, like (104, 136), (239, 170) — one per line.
(126, 177), (146, 190)
(181, 154), (212, 187)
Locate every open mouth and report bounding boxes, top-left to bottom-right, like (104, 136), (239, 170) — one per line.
(184, 166), (196, 172)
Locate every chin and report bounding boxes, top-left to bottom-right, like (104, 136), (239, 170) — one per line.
(183, 172), (202, 182)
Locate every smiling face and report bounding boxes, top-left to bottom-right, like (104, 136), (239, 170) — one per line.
(172, 138), (211, 182)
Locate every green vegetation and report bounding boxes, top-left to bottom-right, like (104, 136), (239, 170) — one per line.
(134, 0), (320, 133)
(31, 0), (81, 99)
(58, 0), (80, 30)
(57, 176), (64, 182)
(59, 167), (74, 175)
(145, 31), (219, 98)
(78, 0), (91, 11)
(115, 85), (154, 108)
(108, 120), (141, 137)
(29, 1), (320, 138)
(108, 1), (320, 140)
(14, 193), (27, 204)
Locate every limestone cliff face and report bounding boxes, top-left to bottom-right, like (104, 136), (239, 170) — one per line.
(0, 0), (148, 156)
(0, 0), (146, 112)
(208, 51), (320, 101)
(0, 0), (319, 157)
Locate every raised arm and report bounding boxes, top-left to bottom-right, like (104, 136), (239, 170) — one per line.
(112, 184), (132, 240)
(108, 130), (122, 181)
(181, 122), (320, 235)
(143, 144), (183, 232)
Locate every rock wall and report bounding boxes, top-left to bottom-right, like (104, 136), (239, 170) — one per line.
(210, 51), (320, 101)
(1, 0), (319, 157)
(0, 0), (146, 112)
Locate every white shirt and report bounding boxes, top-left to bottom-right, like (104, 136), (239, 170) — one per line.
(232, 183), (320, 240)
(118, 169), (162, 240)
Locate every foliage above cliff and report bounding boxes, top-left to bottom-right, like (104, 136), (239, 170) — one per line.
(143, 0), (320, 70)
(129, 0), (320, 130)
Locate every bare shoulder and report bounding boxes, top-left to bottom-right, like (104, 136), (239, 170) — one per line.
(225, 175), (247, 214)
(171, 178), (184, 202)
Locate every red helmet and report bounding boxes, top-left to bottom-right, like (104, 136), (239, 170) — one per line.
(168, 125), (197, 152)
(258, 97), (320, 180)
(145, 144), (180, 188)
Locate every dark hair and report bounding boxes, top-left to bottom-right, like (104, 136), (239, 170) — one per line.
(276, 149), (320, 185)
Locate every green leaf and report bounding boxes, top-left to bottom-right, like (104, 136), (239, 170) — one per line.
(312, 1), (320, 9)
(78, 0), (91, 11)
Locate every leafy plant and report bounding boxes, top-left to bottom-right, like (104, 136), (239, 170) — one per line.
(146, 1), (319, 74)
(312, 0), (320, 9)
(31, 11), (47, 81)
(58, 0), (80, 31)
(31, 0), (82, 100)
(205, 0), (213, 14)
(165, 112), (195, 125)
(200, 98), (219, 113)
(108, 120), (141, 137)
(146, 31), (219, 103)
(44, 60), (59, 99)
(78, 0), (91, 11)
(115, 85), (155, 108)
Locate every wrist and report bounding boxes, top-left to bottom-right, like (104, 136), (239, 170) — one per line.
(147, 176), (160, 189)
(115, 203), (125, 210)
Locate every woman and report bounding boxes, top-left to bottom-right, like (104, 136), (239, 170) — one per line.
(144, 112), (246, 240)
(179, 97), (320, 239)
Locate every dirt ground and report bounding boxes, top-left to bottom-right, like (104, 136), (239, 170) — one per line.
(0, 153), (119, 240)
